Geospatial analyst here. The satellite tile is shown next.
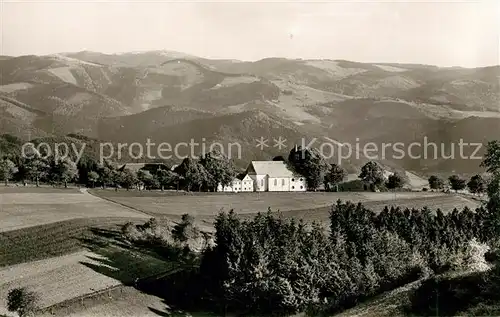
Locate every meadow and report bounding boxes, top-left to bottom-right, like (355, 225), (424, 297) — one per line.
(91, 189), (477, 230)
(0, 187), (149, 232)
(0, 187), (482, 316)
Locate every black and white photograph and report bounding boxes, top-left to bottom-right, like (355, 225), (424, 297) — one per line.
(0, 0), (499, 316)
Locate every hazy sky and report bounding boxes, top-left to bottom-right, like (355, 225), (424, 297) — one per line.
(2, 0), (499, 67)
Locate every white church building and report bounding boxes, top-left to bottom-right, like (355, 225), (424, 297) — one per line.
(217, 161), (307, 192)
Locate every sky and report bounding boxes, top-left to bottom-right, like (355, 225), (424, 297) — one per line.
(2, 0), (499, 67)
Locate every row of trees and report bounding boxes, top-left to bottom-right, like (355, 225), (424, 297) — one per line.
(428, 173), (487, 194)
(287, 146), (408, 192)
(83, 151), (238, 192)
(0, 156), (78, 188)
(1, 142), (491, 194)
(0, 150), (238, 191)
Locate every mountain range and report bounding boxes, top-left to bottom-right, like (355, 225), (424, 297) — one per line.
(1, 50), (499, 175)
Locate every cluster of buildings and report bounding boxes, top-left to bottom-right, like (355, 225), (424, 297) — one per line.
(122, 160), (308, 192)
(217, 161), (307, 192)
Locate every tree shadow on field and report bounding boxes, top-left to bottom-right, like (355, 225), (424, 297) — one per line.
(78, 225), (179, 285)
(77, 224), (208, 316)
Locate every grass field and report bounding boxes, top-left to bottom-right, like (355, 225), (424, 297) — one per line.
(91, 189), (477, 228)
(0, 187), (481, 316)
(0, 188), (162, 315)
(237, 194), (482, 226)
(91, 189), (446, 217)
(0, 188), (148, 232)
(0, 217), (149, 267)
(0, 225), (170, 315)
(38, 286), (218, 317)
(0, 186), (81, 194)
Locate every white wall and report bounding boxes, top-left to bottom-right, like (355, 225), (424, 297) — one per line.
(241, 179), (254, 192)
(251, 174), (268, 192)
(217, 180), (242, 192)
(290, 177), (307, 191)
(268, 177), (290, 192)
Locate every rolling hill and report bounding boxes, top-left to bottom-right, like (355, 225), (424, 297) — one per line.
(1, 51), (499, 174)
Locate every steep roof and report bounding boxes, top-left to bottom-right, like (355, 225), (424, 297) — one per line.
(248, 161), (298, 178)
(120, 163), (146, 173)
(236, 173), (248, 181)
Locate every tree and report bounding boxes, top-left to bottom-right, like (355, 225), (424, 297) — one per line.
(53, 158), (78, 188)
(480, 140), (500, 173)
(76, 154), (99, 185)
(137, 169), (159, 190)
(200, 151), (237, 192)
(386, 172), (405, 191)
(174, 158), (208, 192)
(0, 158), (18, 186)
(24, 157), (48, 187)
(359, 161), (385, 191)
(428, 175), (444, 191)
(7, 287), (39, 317)
(324, 164), (347, 192)
(467, 174), (486, 195)
(448, 175), (466, 193)
(98, 160), (116, 189)
(480, 142), (500, 237)
(87, 171), (99, 188)
(172, 214), (199, 243)
(287, 146), (329, 191)
(156, 168), (177, 191)
(121, 168), (138, 190)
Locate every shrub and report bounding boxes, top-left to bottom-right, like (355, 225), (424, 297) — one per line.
(337, 180), (365, 192)
(121, 222), (141, 241)
(172, 214), (197, 243)
(463, 238), (491, 272)
(121, 218), (172, 245)
(7, 287), (39, 317)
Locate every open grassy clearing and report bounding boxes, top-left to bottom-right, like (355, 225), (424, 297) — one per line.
(332, 280), (421, 317)
(38, 286), (170, 317)
(274, 195), (481, 225)
(0, 188), (168, 314)
(0, 229), (171, 315)
(0, 186), (81, 194)
(0, 189), (148, 232)
(90, 190), (465, 232)
(0, 217), (150, 267)
(37, 285), (220, 317)
(0, 251), (120, 315)
(92, 189), (444, 218)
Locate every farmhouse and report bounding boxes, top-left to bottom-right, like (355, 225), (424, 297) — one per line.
(246, 161), (306, 192)
(217, 173), (254, 192)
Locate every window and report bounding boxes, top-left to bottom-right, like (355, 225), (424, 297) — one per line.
(282, 179), (285, 186)
(291, 178), (295, 182)
(300, 186), (303, 189)
(299, 178), (303, 182)
(292, 186), (295, 189)
(274, 179), (277, 186)
(261, 179), (264, 187)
